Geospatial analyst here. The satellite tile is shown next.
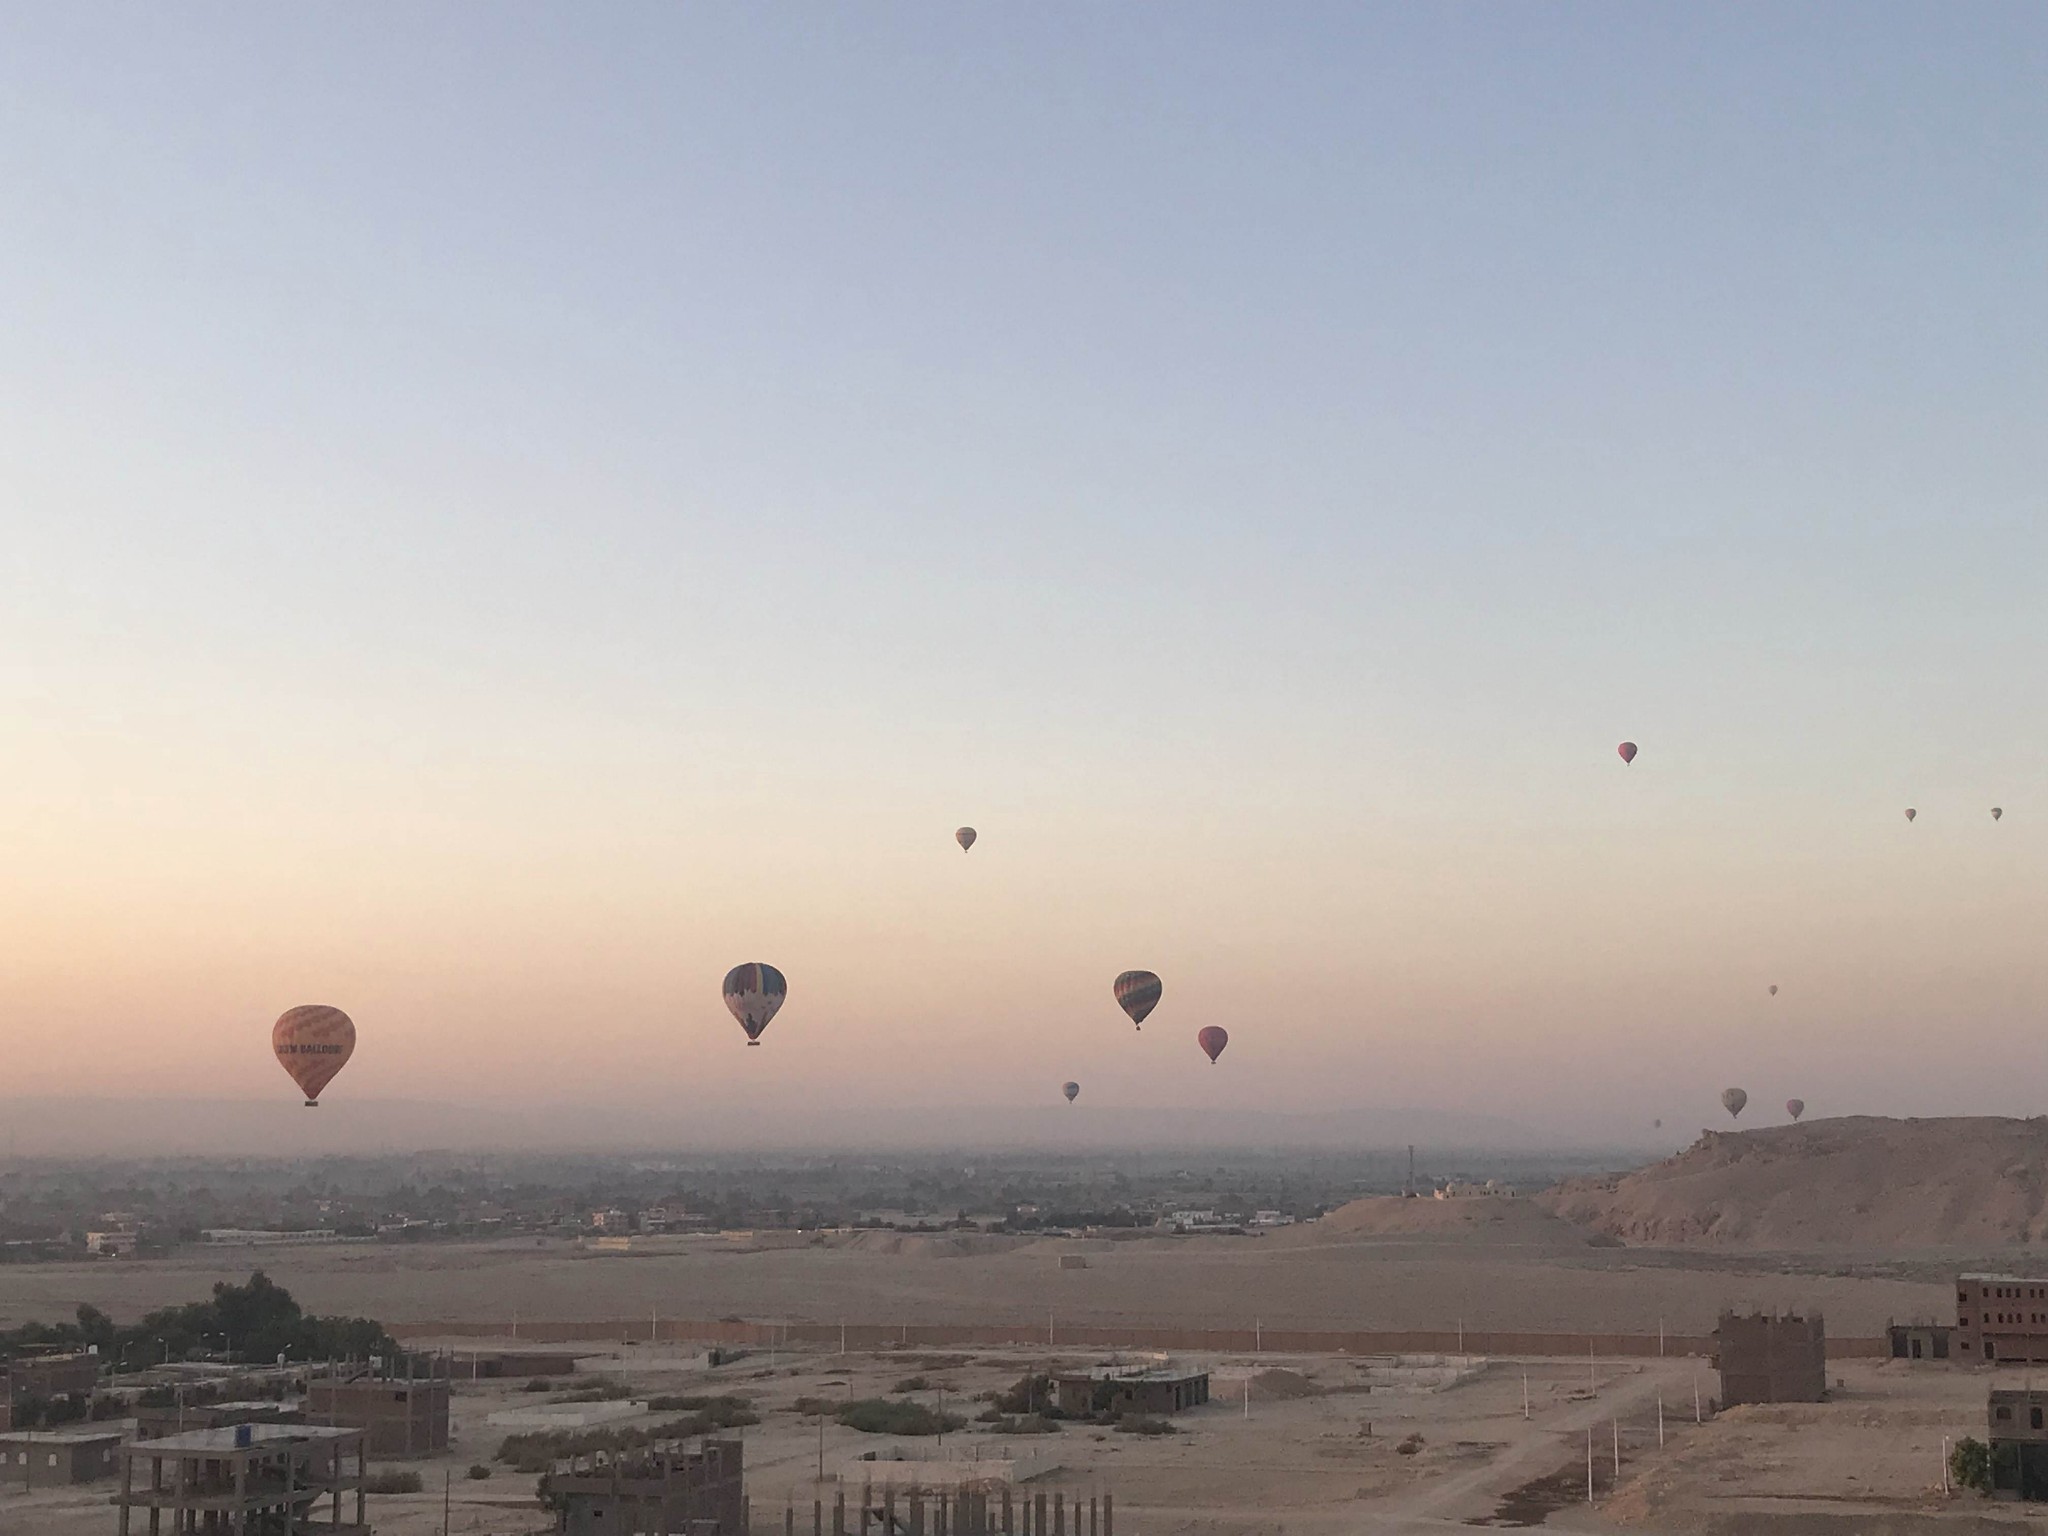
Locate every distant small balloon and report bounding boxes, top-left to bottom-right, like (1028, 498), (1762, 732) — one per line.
(1992, 807), (2004, 821)
(273, 1005), (356, 1107)
(1904, 807), (1916, 822)
(1721, 1087), (1747, 1120)
(956, 827), (977, 851)
(1786, 1098), (1805, 1121)
(1063, 1081), (1079, 1103)
(722, 963), (787, 1046)
(1198, 1026), (1228, 1064)
(1768, 984), (1778, 996)
(1617, 742), (1638, 765)
(1653, 1118), (1662, 1129)
(1114, 971), (1162, 1030)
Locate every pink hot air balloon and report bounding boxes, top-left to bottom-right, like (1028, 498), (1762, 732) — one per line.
(1197, 1026), (1228, 1064)
(272, 1005), (356, 1107)
(1617, 742), (1638, 765)
(1786, 1098), (1805, 1121)
(1904, 807), (1916, 822)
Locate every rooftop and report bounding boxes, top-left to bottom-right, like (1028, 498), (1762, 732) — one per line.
(130, 1423), (361, 1455)
(0, 1426), (126, 1445)
(1053, 1365), (1208, 1384)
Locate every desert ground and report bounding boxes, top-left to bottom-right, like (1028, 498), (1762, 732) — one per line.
(0, 1226), (1961, 1340)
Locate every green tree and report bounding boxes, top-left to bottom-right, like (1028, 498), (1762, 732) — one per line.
(1951, 1436), (1992, 1494)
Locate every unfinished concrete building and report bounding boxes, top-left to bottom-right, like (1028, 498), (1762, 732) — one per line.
(306, 1356), (449, 1457)
(115, 1423), (368, 1535)
(548, 1436), (745, 1536)
(1714, 1311), (1827, 1406)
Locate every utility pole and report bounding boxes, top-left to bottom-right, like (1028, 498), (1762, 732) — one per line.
(1522, 1369), (1530, 1420)
(1612, 1419), (1620, 1480)
(1588, 1341), (1596, 1395)
(1658, 1395), (1665, 1447)
(1586, 1427), (1594, 1503)
(1693, 1361), (1701, 1423)
(442, 1465), (452, 1536)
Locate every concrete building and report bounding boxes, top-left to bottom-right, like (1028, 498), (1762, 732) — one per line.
(1714, 1311), (1826, 1406)
(1887, 1321), (1954, 1362)
(548, 1436), (745, 1536)
(307, 1357), (450, 1457)
(1052, 1365), (1210, 1419)
(116, 1423), (368, 1536)
(451, 1348), (579, 1379)
(0, 1427), (125, 1486)
(1988, 1387), (2048, 1500)
(85, 1229), (140, 1257)
(1956, 1274), (2048, 1365)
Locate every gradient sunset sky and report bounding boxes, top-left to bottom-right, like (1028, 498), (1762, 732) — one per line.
(2, 6), (2044, 1146)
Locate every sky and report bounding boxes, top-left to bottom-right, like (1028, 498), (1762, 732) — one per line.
(2, 5), (2045, 1150)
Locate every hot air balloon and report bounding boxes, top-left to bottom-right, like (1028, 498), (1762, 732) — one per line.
(272, 1005), (356, 1107)
(1653, 1118), (1662, 1129)
(1904, 808), (1916, 822)
(1786, 1098), (1805, 1121)
(1721, 1087), (1747, 1120)
(956, 827), (977, 851)
(722, 963), (786, 1045)
(1768, 985), (1778, 996)
(1198, 1026), (1228, 1064)
(1063, 1081), (1079, 1103)
(1113, 971), (1162, 1030)
(1617, 742), (1638, 765)
(1992, 808), (2004, 821)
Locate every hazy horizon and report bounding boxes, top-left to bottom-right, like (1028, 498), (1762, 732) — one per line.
(4, 7), (2045, 1149)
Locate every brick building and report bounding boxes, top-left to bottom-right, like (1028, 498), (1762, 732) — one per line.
(0, 1427), (125, 1486)
(5, 1352), (100, 1415)
(549, 1437), (745, 1536)
(1956, 1274), (2048, 1365)
(116, 1423), (368, 1536)
(307, 1359), (449, 1457)
(1989, 1386), (2048, 1499)
(1714, 1311), (1826, 1406)
(1053, 1365), (1210, 1419)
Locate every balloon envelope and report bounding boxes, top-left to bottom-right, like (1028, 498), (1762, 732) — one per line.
(1992, 807), (2003, 821)
(1617, 741), (1638, 764)
(1786, 1098), (1805, 1121)
(723, 963), (787, 1045)
(1721, 1087), (1748, 1119)
(956, 827), (977, 850)
(1062, 1081), (1079, 1103)
(273, 1005), (356, 1106)
(1198, 1026), (1228, 1064)
(1114, 971), (1162, 1029)
(1904, 807), (1916, 822)
(1768, 984), (1778, 996)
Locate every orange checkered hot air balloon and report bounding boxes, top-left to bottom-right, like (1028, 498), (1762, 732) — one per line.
(272, 1006), (356, 1107)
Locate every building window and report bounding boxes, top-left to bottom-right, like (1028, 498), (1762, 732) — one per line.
(2033, 1408), (2043, 1429)
(1998, 1406), (2013, 1421)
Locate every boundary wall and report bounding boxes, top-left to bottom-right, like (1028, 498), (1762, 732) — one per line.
(389, 1318), (1889, 1360)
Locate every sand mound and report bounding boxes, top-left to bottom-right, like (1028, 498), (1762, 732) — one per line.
(1297, 1195), (1594, 1246)
(1541, 1115), (2048, 1249)
(1247, 1367), (1322, 1401)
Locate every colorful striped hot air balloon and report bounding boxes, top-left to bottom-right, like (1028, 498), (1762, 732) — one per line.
(1113, 971), (1162, 1030)
(273, 1006), (356, 1107)
(723, 963), (787, 1045)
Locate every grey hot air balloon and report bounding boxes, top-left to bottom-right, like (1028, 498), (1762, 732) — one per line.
(1904, 807), (1916, 822)
(956, 827), (977, 850)
(1992, 807), (2004, 821)
(1721, 1087), (1748, 1120)
(1114, 971), (1162, 1030)
(1786, 1098), (1805, 1121)
(722, 963), (786, 1046)
(1768, 984), (1778, 996)
(1062, 1081), (1079, 1103)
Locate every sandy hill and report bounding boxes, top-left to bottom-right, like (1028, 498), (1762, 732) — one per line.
(1541, 1115), (2048, 1249)
(1287, 1194), (1600, 1248)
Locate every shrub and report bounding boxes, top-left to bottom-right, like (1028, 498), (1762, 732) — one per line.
(557, 1382), (634, 1403)
(1950, 1436), (1991, 1494)
(365, 1470), (424, 1494)
(991, 1374), (1055, 1416)
(466, 1464), (493, 1480)
(1395, 1433), (1425, 1457)
(892, 1376), (930, 1394)
(521, 1378), (556, 1393)
(496, 1401), (761, 1474)
(647, 1393), (749, 1413)
(835, 1399), (966, 1437)
(1114, 1415), (1175, 1436)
